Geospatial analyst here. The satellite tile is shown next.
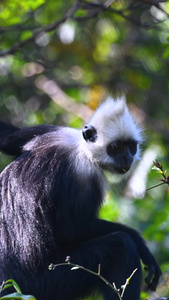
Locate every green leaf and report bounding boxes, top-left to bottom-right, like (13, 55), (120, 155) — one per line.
(1, 284), (13, 291)
(5, 280), (22, 294)
(0, 292), (36, 300)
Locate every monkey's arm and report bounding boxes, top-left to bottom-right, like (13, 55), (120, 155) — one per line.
(87, 218), (162, 291)
(57, 217), (161, 291)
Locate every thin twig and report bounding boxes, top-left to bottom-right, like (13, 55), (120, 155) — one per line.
(147, 182), (166, 191)
(49, 262), (123, 300)
(49, 260), (138, 300)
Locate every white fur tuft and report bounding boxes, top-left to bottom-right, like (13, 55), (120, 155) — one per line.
(89, 97), (142, 145)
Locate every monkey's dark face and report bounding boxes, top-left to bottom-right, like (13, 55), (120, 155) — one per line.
(105, 139), (138, 174)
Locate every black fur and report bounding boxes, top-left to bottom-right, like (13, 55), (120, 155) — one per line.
(0, 121), (161, 300)
(0, 121), (58, 156)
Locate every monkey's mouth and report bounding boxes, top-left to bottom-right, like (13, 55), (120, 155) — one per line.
(101, 164), (130, 174)
(113, 167), (129, 174)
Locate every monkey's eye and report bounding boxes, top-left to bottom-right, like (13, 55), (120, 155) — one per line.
(107, 141), (125, 156)
(128, 141), (137, 155)
(107, 140), (138, 157)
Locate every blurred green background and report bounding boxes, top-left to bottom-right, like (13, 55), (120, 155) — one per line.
(0, 0), (169, 299)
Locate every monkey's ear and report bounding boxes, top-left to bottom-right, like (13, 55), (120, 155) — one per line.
(82, 125), (97, 142)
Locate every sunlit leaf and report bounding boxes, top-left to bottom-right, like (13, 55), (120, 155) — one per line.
(0, 0), (45, 26)
(152, 166), (161, 171)
(71, 266), (80, 270)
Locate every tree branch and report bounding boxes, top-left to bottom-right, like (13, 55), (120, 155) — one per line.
(0, 0), (169, 57)
(0, 1), (81, 58)
(0, 16), (66, 57)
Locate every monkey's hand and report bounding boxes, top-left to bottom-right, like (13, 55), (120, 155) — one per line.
(128, 228), (162, 291)
(142, 251), (162, 291)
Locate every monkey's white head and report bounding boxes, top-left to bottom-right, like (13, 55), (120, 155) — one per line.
(81, 97), (142, 174)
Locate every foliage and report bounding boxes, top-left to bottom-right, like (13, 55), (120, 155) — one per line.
(0, 0), (169, 299)
(0, 280), (36, 300)
(147, 160), (169, 191)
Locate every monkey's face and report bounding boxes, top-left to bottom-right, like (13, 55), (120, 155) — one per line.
(82, 124), (140, 175)
(82, 98), (142, 175)
(103, 139), (138, 174)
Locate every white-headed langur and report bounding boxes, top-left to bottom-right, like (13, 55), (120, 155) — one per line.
(0, 98), (161, 300)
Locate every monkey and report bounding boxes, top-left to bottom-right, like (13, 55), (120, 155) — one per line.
(0, 98), (161, 300)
